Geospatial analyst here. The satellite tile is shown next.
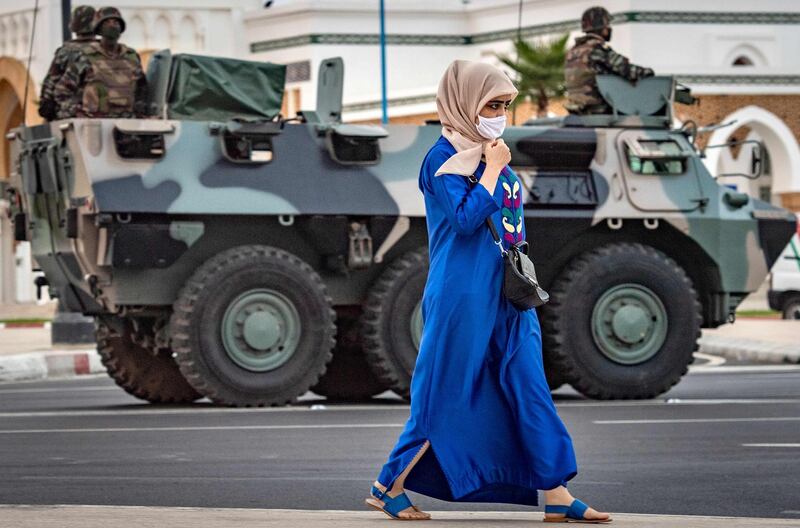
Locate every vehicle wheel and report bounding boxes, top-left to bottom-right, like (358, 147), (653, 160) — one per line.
(96, 318), (202, 404)
(170, 245), (336, 407)
(361, 248), (428, 398)
(311, 307), (391, 401)
(543, 353), (566, 391)
(782, 295), (800, 320)
(540, 243), (701, 399)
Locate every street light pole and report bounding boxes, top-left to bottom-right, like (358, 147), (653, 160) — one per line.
(61, 0), (72, 43)
(379, 0), (388, 124)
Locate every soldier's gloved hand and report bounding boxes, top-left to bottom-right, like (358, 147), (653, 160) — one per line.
(38, 100), (56, 121)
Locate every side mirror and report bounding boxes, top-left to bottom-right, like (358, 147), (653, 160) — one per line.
(750, 144), (764, 179)
(708, 139), (766, 180)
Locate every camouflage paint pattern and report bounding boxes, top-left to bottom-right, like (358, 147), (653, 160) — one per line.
(9, 74), (796, 328)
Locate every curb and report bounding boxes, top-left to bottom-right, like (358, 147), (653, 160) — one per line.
(0, 349), (104, 383)
(698, 336), (800, 364)
(0, 322), (51, 329)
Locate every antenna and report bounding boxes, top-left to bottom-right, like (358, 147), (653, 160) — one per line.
(22, 0), (40, 126)
(511, 0), (523, 125)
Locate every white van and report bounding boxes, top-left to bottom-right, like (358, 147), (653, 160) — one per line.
(768, 217), (800, 319)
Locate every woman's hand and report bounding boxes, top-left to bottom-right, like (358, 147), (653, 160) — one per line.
(484, 139), (511, 170)
(479, 140), (510, 196)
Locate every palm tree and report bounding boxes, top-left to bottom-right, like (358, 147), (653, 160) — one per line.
(497, 34), (570, 120)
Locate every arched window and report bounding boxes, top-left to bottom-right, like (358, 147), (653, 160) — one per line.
(0, 21), (7, 56)
(724, 44), (767, 68)
(151, 15), (172, 51)
(8, 19), (18, 57)
(18, 17), (29, 58)
(127, 15), (148, 51)
(177, 16), (198, 52)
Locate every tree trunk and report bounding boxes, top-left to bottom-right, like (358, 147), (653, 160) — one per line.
(536, 88), (549, 118)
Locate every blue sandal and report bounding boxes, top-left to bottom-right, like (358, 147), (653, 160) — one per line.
(544, 499), (611, 524)
(365, 485), (429, 520)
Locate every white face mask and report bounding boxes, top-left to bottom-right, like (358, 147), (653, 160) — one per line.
(476, 114), (506, 140)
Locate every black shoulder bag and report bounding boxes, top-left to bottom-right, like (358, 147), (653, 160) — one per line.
(467, 175), (550, 310)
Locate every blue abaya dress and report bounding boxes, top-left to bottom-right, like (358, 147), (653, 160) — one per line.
(375, 136), (577, 506)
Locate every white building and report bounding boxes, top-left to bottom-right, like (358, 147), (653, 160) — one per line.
(1, 0), (799, 304)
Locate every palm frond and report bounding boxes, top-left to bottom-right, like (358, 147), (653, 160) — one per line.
(497, 33), (570, 111)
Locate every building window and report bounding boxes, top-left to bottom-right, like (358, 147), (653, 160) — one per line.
(285, 61), (311, 83)
(758, 185), (771, 203)
(732, 55), (754, 67)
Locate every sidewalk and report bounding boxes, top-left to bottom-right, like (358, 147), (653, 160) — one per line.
(0, 506), (797, 528)
(698, 319), (800, 364)
(0, 300), (57, 321)
(0, 313), (797, 384)
(0, 326), (101, 383)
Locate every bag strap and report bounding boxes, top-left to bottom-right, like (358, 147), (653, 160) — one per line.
(466, 174), (507, 256)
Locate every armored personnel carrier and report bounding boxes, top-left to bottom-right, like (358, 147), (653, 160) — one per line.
(8, 53), (796, 405)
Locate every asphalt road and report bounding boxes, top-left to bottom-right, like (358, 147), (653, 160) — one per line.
(1, 361), (799, 520)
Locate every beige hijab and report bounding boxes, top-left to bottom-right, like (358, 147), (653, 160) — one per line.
(434, 60), (518, 177)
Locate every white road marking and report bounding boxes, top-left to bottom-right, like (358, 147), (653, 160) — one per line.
(18, 476), (376, 482)
(742, 443), (800, 448)
(687, 365), (800, 374)
(691, 352), (727, 367)
(8, 475), (627, 486)
(0, 385), (120, 394)
(595, 417), (800, 425)
(0, 423), (406, 435)
(561, 398), (800, 407)
(0, 398), (797, 420)
(0, 405), (411, 418)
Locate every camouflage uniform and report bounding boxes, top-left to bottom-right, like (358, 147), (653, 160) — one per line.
(565, 7), (654, 114)
(53, 8), (148, 119)
(38, 6), (97, 121)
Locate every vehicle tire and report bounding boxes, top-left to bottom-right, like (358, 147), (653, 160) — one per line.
(361, 248), (428, 398)
(96, 318), (202, 404)
(170, 245), (336, 407)
(542, 353), (566, 391)
(540, 243), (701, 400)
(782, 295), (800, 320)
(311, 307), (391, 401)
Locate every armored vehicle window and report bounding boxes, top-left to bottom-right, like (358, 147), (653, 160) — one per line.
(213, 121), (282, 164)
(325, 124), (388, 166)
(223, 133), (274, 163)
(113, 130), (166, 159)
(625, 139), (686, 175)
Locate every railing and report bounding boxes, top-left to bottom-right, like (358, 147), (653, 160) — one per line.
(0, 8), (36, 61)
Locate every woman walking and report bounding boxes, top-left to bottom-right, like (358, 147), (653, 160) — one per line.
(365, 60), (611, 524)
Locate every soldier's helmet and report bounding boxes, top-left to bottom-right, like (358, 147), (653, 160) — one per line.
(581, 6), (611, 33)
(69, 5), (96, 35)
(92, 6), (126, 33)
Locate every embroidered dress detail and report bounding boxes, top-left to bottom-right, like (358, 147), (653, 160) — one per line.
(499, 170), (523, 246)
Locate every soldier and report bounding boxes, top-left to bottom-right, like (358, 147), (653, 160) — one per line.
(564, 6), (654, 115)
(38, 5), (97, 121)
(54, 7), (148, 119)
